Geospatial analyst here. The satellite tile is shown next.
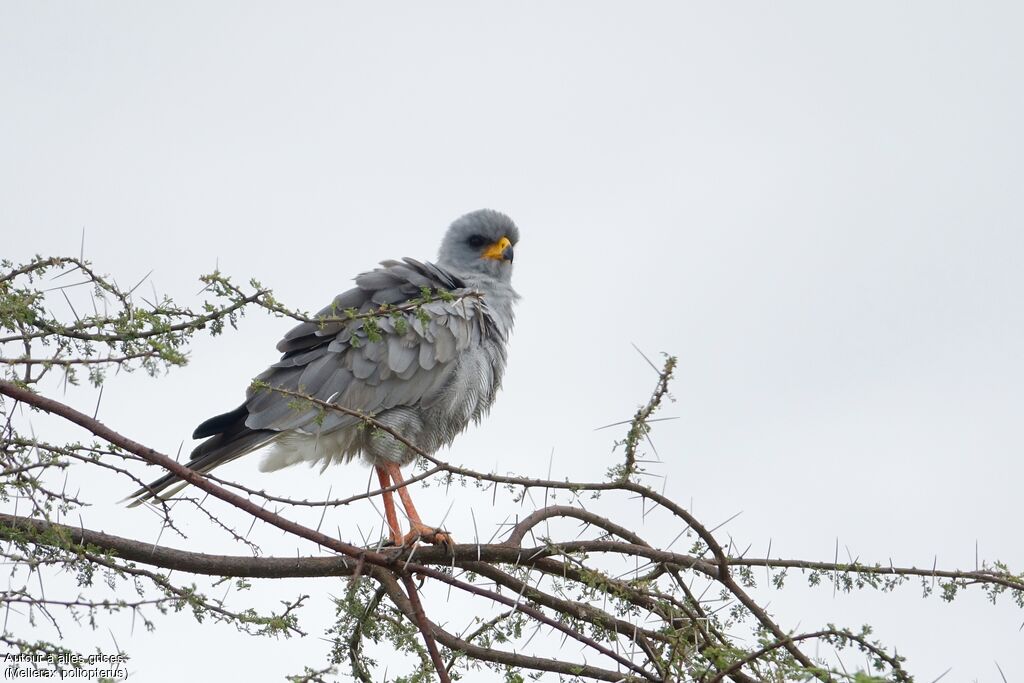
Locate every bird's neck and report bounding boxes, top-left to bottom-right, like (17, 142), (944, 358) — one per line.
(460, 273), (518, 338)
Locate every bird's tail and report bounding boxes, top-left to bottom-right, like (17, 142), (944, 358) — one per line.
(123, 405), (278, 507)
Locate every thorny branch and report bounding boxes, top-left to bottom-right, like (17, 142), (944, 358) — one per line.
(2, 255), (1020, 682)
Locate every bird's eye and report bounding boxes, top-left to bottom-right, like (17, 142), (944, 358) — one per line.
(467, 235), (488, 248)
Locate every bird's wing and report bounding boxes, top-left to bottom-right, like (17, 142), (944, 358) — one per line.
(243, 257), (495, 435)
(126, 258), (494, 505)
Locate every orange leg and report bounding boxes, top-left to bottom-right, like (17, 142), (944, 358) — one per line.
(376, 465), (402, 545)
(382, 461), (453, 546)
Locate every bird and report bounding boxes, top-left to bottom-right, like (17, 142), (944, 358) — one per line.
(127, 209), (519, 546)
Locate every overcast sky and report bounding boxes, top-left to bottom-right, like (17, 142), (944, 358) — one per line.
(2, 2), (1023, 681)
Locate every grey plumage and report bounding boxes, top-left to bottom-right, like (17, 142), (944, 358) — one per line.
(128, 209), (519, 506)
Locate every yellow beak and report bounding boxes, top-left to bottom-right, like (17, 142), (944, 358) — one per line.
(482, 236), (514, 262)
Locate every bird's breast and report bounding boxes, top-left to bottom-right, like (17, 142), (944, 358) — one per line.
(423, 340), (506, 445)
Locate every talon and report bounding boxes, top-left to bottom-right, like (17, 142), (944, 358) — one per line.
(402, 524), (454, 548)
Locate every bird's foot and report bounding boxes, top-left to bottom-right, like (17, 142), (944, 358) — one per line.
(402, 523), (453, 548)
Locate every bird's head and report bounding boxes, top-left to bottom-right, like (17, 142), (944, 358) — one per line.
(437, 209), (519, 282)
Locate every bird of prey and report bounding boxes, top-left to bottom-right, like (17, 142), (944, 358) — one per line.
(128, 209), (519, 546)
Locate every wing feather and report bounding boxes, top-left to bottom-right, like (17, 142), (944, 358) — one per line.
(128, 258), (491, 505)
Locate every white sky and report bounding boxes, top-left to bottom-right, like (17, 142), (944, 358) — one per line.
(2, 2), (1023, 681)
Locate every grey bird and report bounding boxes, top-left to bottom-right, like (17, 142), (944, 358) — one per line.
(128, 209), (519, 546)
